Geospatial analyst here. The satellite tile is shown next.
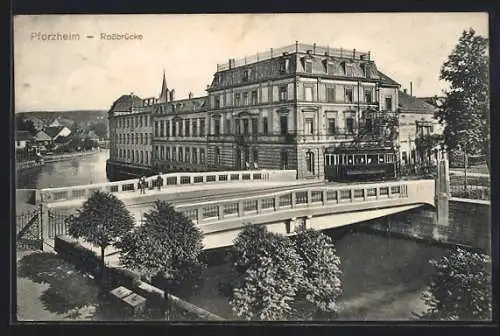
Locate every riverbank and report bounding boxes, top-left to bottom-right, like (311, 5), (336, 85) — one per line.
(43, 149), (103, 163)
(16, 160), (45, 172)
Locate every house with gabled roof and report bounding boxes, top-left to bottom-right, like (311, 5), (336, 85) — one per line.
(44, 126), (72, 141)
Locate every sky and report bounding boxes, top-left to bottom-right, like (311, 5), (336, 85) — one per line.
(13, 13), (488, 112)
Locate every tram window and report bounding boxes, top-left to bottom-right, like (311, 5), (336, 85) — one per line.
(379, 156), (385, 163)
(368, 154), (378, 164)
(355, 155), (363, 164)
(347, 155), (354, 165)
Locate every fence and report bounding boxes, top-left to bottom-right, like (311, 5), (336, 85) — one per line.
(16, 208), (43, 250)
(40, 169), (296, 203)
(450, 174), (490, 200)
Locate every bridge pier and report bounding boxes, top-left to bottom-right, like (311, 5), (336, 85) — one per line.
(433, 154), (450, 241)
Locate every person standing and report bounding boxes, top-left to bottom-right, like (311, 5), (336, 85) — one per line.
(156, 174), (164, 191)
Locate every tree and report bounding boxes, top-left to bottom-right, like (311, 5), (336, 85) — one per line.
(65, 191), (135, 281)
(419, 247), (492, 321)
(415, 133), (444, 165)
(436, 28), (489, 173)
(228, 225), (305, 321)
(116, 201), (205, 297)
(16, 115), (37, 135)
(90, 122), (109, 139)
(293, 229), (343, 320)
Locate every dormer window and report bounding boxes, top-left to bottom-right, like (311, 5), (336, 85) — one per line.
(243, 69), (250, 82)
(305, 61), (313, 73)
(280, 58), (290, 73)
(360, 63), (367, 77)
(341, 62), (346, 75)
(327, 62), (334, 75)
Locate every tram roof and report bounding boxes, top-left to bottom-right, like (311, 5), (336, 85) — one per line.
(325, 147), (395, 154)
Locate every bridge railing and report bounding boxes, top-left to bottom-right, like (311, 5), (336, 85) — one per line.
(175, 179), (435, 225)
(39, 169), (297, 203)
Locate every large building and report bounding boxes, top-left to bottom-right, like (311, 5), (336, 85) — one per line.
(107, 42), (441, 181)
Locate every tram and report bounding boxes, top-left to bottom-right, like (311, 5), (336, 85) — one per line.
(324, 147), (397, 182)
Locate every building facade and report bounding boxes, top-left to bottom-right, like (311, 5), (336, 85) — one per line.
(107, 42), (442, 181)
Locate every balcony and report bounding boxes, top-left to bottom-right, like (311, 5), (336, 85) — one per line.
(207, 132), (296, 144)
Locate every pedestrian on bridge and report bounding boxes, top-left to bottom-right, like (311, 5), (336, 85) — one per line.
(139, 176), (147, 194)
(156, 174), (164, 191)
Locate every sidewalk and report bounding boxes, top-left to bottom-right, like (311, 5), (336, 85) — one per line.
(46, 180), (318, 210)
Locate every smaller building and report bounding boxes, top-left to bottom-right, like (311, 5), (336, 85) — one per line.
(44, 126), (72, 141)
(15, 131), (33, 150)
(32, 130), (53, 153)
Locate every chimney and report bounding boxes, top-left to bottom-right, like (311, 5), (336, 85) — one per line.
(188, 92), (193, 99)
(410, 81), (413, 96)
(169, 89), (175, 102)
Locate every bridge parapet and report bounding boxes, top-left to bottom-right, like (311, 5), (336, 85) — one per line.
(39, 169), (297, 203)
(175, 179), (436, 228)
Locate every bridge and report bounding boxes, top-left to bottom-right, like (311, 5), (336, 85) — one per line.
(19, 160), (448, 253)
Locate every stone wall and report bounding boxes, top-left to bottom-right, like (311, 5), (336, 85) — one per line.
(357, 199), (491, 252)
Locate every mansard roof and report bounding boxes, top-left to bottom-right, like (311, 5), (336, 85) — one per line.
(109, 94), (143, 113)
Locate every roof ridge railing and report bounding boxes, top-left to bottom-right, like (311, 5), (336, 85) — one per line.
(217, 42), (371, 71)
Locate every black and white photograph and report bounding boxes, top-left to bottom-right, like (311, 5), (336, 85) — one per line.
(13, 13), (492, 322)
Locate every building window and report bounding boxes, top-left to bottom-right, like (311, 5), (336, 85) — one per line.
(140, 133), (143, 145)
(251, 118), (258, 135)
(140, 151), (144, 164)
(192, 148), (198, 164)
(166, 146), (170, 160)
(154, 121), (159, 137)
(243, 69), (250, 82)
(179, 147), (183, 162)
(306, 151), (315, 173)
(215, 147), (220, 166)
(178, 121), (183, 137)
(243, 119), (249, 135)
(346, 117), (354, 133)
(279, 86), (288, 101)
(140, 116), (143, 127)
(360, 63), (367, 77)
(263, 117), (268, 135)
(192, 119), (198, 137)
(251, 90), (258, 105)
(280, 150), (288, 169)
(243, 92), (249, 105)
(280, 116), (288, 135)
(200, 149), (206, 164)
(200, 118), (206, 136)
(235, 119), (241, 134)
(145, 151), (148, 164)
(304, 87), (313, 101)
(214, 95), (221, 109)
(402, 151), (408, 165)
(385, 97), (392, 110)
(234, 93), (241, 106)
(172, 147), (176, 161)
(185, 147), (190, 163)
(253, 148), (258, 164)
(341, 62), (346, 75)
(214, 118), (221, 136)
(225, 119), (231, 134)
(305, 61), (313, 73)
(364, 89), (373, 103)
(305, 118), (314, 135)
(365, 118), (373, 133)
(165, 121), (170, 137)
(328, 118), (336, 135)
(280, 59), (289, 73)
(172, 121), (177, 137)
(185, 119), (190, 137)
(345, 88), (354, 103)
(326, 87), (335, 103)
(327, 62), (334, 75)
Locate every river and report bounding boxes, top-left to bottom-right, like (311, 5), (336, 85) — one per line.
(15, 150), (451, 320)
(16, 150), (110, 189)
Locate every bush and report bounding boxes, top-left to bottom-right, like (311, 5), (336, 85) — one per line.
(419, 247), (492, 321)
